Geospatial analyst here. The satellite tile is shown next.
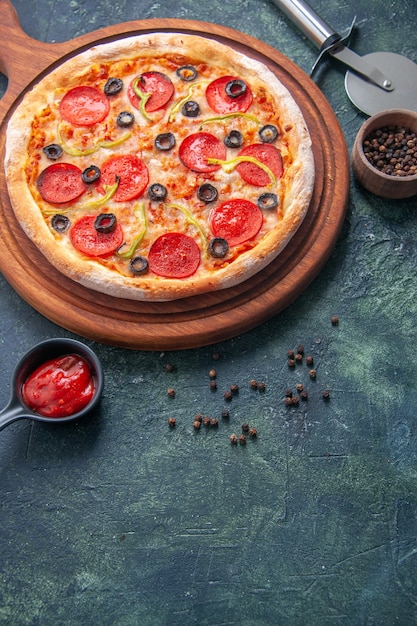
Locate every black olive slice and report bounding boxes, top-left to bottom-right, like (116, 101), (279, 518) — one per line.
(116, 111), (135, 128)
(148, 183), (167, 201)
(130, 256), (149, 275)
(259, 124), (279, 143)
(176, 65), (198, 81)
(104, 77), (123, 96)
(43, 144), (63, 160)
(197, 183), (218, 203)
(155, 132), (176, 151)
(94, 213), (117, 234)
(257, 192), (279, 210)
(82, 165), (101, 184)
(224, 130), (244, 149)
(209, 237), (229, 258)
(51, 214), (70, 233)
(181, 101), (200, 117)
(225, 79), (247, 99)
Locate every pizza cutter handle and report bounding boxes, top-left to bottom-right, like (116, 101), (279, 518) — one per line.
(270, 0), (342, 50)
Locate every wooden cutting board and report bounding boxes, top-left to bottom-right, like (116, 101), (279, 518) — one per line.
(0, 0), (349, 350)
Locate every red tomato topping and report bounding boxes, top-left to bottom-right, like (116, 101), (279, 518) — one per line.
(210, 199), (263, 247)
(148, 232), (201, 278)
(70, 214), (124, 257)
(236, 143), (283, 186)
(179, 132), (226, 173)
(59, 86), (110, 126)
(100, 155), (149, 202)
(22, 354), (95, 418)
(206, 76), (253, 114)
(36, 163), (86, 204)
(127, 71), (174, 112)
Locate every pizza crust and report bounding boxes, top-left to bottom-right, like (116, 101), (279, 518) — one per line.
(5, 32), (314, 301)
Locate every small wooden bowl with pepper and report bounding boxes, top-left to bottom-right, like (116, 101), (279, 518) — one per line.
(351, 109), (417, 199)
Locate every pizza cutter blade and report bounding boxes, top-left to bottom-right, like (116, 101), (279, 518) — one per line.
(271, 0), (417, 116)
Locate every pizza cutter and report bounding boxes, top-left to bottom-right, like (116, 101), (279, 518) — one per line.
(271, 0), (417, 115)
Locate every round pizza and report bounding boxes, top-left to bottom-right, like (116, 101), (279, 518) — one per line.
(5, 32), (315, 301)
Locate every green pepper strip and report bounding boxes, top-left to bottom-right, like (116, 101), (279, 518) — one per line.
(166, 203), (208, 245)
(207, 155), (277, 187)
(132, 77), (153, 121)
(57, 124), (131, 156)
(42, 180), (119, 216)
(168, 81), (208, 123)
(117, 203), (147, 259)
(200, 112), (261, 127)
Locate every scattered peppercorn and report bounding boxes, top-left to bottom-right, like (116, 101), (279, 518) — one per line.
(209, 380), (217, 390)
(306, 355), (314, 366)
(165, 363), (174, 372)
(257, 381), (266, 392)
(224, 390), (233, 401)
(193, 420), (201, 430)
(168, 417), (176, 427)
(322, 390), (330, 400)
(297, 344), (304, 355)
(309, 369), (317, 380)
(288, 359), (295, 368)
(242, 423), (249, 432)
(295, 353), (303, 363)
(288, 349), (295, 359)
(194, 413), (203, 423)
(210, 418), (219, 427)
(239, 434), (247, 445)
(221, 409), (230, 419)
(212, 352), (221, 361)
(363, 125), (417, 177)
(296, 383), (304, 392)
(249, 427), (257, 438)
(300, 390), (308, 400)
(285, 389), (293, 397)
(331, 316), (339, 326)
(249, 379), (258, 389)
(167, 387), (176, 398)
(209, 369), (217, 379)
(230, 384), (239, 394)
(230, 433), (238, 445)
(291, 396), (299, 406)
(203, 416), (211, 427)
(284, 397), (293, 406)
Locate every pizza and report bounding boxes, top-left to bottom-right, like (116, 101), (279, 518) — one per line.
(4, 32), (315, 301)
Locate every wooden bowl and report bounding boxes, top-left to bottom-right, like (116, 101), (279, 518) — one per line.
(351, 109), (417, 199)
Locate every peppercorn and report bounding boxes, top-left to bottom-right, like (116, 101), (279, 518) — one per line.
(287, 349), (295, 359)
(322, 390), (330, 400)
(257, 381), (266, 392)
(242, 423), (249, 432)
(296, 383), (304, 392)
(331, 316), (339, 326)
(209, 369), (217, 379)
(210, 380), (217, 391)
(291, 396), (299, 406)
(221, 409), (230, 419)
(194, 413), (203, 423)
(168, 417), (176, 427)
(210, 418), (219, 427)
(309, 369), (317, 380)
(363, 125), (417, 176)
(288, 359), (295, 368)
(202, 416), (211, 427)
(249, 379), (258, 389)
(239, 434), (246, 445)
(284, 397), (293, 406)
(167, 387), (176, 398)
(165, 363), (174, 372)
(306, 355), (314, 366)
(230, 383), (239, 394)
(249, 427), (257, 438)
(297, 344), (304, 355)
(212, 352), (221, 361)
(224, 390), (233, 401)
(193, 420), (201, 430)
(300, 390), (308, 400)
(230, 433), (238, 445)
(295, 353), (303, 363)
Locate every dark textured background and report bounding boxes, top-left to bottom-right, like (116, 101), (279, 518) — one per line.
(1, 1), (417, 624)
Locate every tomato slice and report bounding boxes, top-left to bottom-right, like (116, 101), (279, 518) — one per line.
(70, 214), (124, 257)
(36, 163), (86, 204)
(127, 72), (174, 112)
(179, 132), (226, 173)
(206, 76), (253, 114)
(148, 233), (201, 278)
(59, 86), (110, 126)
(100, 155), (149, 202)
(209, 199), (263, 247)
(236, 143), (283, 186)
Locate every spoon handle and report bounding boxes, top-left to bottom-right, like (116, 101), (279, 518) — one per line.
(0, 400), (26, 431)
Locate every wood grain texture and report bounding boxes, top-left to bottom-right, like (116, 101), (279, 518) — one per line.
(0, 0), (349, 350)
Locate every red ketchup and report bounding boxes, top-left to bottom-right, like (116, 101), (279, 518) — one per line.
(22, 354), (95, 418)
